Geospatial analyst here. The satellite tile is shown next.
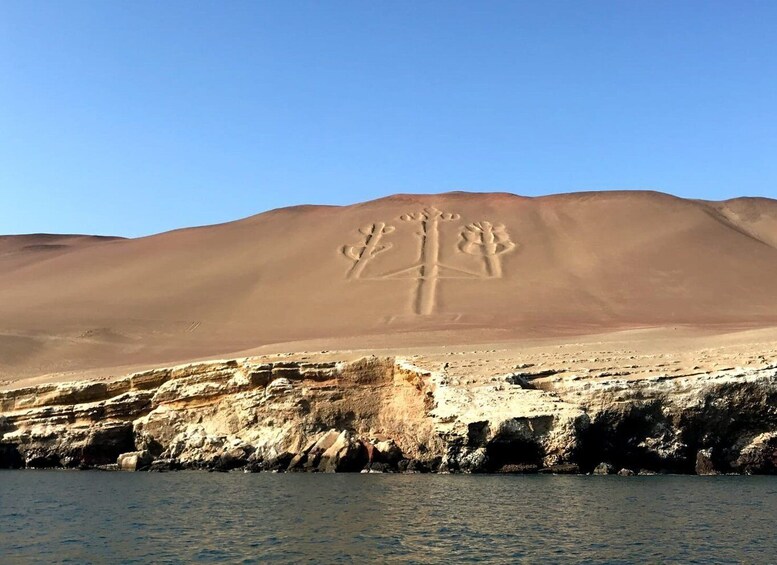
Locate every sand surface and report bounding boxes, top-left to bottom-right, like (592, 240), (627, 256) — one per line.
(2, 191), (777, 386)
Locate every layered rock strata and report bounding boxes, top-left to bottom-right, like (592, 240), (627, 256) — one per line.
(1, 356), (776, 474)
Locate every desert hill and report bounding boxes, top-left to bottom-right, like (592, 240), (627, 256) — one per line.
(2, 190), (777, 381)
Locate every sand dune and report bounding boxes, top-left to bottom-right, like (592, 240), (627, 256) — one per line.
(2, 190), (777, 381)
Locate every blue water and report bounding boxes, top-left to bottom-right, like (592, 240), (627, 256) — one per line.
(1, 472), (775, 564)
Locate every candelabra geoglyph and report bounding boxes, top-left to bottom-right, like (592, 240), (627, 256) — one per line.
(341, 207), (516, 315)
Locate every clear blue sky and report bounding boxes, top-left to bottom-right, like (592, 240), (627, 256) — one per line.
(2, 1), (776, 237)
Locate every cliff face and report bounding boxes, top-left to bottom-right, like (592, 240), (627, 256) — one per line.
(2, 354), (776, 475)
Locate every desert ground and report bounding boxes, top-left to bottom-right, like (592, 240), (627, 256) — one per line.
(2, 190), (777, 387)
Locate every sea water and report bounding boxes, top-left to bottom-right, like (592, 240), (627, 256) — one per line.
(1, 472), (775, 564)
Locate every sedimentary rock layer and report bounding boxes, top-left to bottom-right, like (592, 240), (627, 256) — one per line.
(1, 354), (776, 475)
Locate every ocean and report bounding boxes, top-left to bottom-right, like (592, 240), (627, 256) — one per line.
(1, 472), (775, 564)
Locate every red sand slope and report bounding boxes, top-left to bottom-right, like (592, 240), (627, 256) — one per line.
(2, 191), (777, 379)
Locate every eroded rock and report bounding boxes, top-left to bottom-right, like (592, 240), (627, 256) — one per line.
(734, 432), (777, 474)
(1, 356), (777, 474)
(593, 462), (616, 475)
(695, 448), (719, 475)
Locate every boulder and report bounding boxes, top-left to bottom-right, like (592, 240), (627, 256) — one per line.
(617, 468), (636, 476)
(538, 463), (579, 474)
(374, 440), (404, 467)
(319, 431), (368, 472)
(458, 448), (489, 473)
(363, 462), (392, 473)
(117, 450), (153, 471)
(734, 432), (777, 474)
(695, 448), (719, 475)
(593, 462), (615, 475)
(398, 458), (431, 473)
(263, 451), (294, 472)
(312, 430), (342, 451)
(212, 447), (251, 472)
(149, 458), (181, 472)
(288, 429), (342, 471)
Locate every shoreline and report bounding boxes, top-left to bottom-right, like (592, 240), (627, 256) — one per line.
(3, 341), (777, 476)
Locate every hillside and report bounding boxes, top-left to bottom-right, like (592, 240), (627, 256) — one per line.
(2, 190), (777, 381)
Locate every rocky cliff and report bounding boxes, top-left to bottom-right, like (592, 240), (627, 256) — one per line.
(1, 354), (776, 475)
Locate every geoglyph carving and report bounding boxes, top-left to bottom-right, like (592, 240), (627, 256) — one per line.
(459, 221), (516, 278)
(342, 222), (395, 279)
(341, 208), (516, 315)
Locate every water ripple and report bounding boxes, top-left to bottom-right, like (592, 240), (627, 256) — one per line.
(0, 472), (775, 563)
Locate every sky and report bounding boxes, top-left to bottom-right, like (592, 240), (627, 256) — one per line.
(2, 1), (776, 237)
